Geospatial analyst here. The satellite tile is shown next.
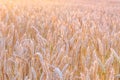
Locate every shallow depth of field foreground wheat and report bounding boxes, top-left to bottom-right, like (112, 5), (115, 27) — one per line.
(0, 0), (120, 80)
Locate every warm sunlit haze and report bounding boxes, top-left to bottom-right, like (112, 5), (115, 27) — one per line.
(0, 0), (120, 80)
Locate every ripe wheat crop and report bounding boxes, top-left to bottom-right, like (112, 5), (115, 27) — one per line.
(0, 0), (120, 80)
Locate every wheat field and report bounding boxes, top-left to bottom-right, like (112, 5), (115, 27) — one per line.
(0, 0), (120, 80)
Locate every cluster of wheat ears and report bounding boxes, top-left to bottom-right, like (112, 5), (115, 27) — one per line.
(0, 0), (120, 80)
